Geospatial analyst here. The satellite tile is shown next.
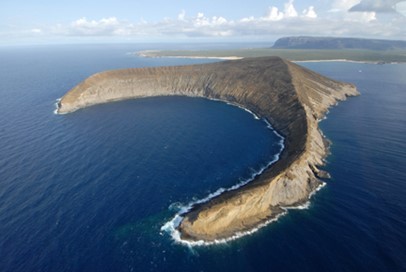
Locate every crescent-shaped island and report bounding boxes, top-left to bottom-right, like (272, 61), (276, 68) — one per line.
(57, 57), (359, 243)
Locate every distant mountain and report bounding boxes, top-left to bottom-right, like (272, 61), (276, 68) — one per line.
(273, 36), (406, 50)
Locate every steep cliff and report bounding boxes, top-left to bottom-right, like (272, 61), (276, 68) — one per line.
(58, 57), (359, 241)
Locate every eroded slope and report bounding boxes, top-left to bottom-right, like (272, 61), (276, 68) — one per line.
(58, 57), (358, 241)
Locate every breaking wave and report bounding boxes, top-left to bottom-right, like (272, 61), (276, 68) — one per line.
(53, 98), (61, 115)
(160, 104), (293, 246)
(161, 180), (326, 247)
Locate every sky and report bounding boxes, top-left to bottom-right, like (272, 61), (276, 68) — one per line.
(1, 0), (405, 45)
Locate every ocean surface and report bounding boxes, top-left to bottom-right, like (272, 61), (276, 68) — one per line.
(0, 44), (405, 272)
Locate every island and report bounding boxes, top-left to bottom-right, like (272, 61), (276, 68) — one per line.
(57, 57), (359, 242)
(272, 36), (406, 50)
(138, 36), (406, 63)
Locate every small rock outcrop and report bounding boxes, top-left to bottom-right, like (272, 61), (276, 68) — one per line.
(58, 57), (359, 241)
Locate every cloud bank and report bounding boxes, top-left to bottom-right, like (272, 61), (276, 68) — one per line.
(349, 0), (404, 13)
(9, 0), (406, 42)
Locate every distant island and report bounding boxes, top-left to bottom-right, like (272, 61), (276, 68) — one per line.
(138, 36), (406, 63)
(57, 57), (358, 242)
(273, 36), (406, 50)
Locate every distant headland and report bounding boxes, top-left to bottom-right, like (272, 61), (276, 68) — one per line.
(273, 36), (406, 50)
(137, 36), (406, 63)
(57, 57), (359, 242)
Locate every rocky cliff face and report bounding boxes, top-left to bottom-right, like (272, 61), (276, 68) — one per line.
(58, 57), (359, 241)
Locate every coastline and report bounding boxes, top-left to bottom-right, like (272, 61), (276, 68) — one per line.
(56, 57), (359, 243)
(161, 179), (327, 247)
(158, 109), (286, 246)
(136, 50), (403, 64)
(162, 97), (336, 247)
(293, 59), (400, 64)
(136, 51), (243, 60)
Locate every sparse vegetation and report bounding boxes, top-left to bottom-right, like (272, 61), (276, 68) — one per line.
(139, 48), (406, 63)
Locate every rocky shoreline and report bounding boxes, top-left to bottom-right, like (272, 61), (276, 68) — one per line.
(57, 57), (359, 242)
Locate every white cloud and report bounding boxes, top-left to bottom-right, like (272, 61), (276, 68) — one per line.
(240, 16), (255, 23)
(12, 0), (403, 41)
(397, 2), (406, 14)
(69, 17), (121, 35)
(349, 0), (404, 13)
(263, 7), (284, 21)
(72, 17), (119, 28)
(178, 10), (186, 21)
(328, 0), (380, 23)
(31, 28), (42, 34)
(303, 6), (318, 18)
(347, 10), (377, 21)
(263, 1), (317, 21)
(189, 12), (228, 29)
(284, 0), (298, 17)
(331, 0), (361, 12)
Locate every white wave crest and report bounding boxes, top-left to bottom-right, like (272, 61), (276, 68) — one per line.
(160, 179), (327, 247)
(161, 209), (288, 247)
(160, 107), (291, 246)
(53, 98), (61, 115)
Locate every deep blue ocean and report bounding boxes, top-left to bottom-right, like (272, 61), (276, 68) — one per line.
(0, 45), (405, 272)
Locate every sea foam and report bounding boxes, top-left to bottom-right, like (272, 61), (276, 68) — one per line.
(53, 98), (61, 115)
(160, 104), (291, 246)
(161, 180), (326, 247)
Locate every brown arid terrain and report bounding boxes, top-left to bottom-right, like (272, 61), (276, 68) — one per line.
(58, 57), (359, 242)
